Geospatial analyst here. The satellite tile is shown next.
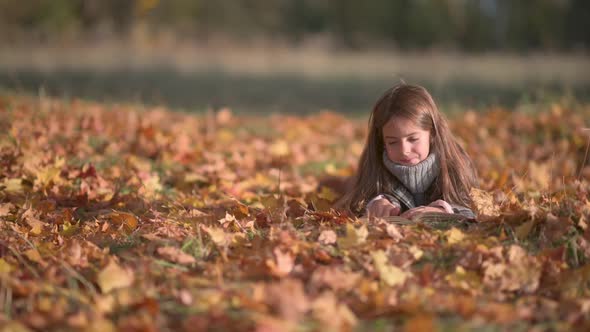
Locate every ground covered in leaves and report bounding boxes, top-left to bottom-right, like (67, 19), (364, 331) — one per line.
(0, 95), (590, 332)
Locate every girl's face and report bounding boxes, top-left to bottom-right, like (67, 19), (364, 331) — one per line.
(382, 116), (431, 166)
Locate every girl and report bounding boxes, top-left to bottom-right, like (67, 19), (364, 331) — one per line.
(339, 83), (478, 219)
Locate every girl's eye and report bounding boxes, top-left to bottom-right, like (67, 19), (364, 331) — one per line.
(409, 138), (418, 142)
(388, 141), (398, 145)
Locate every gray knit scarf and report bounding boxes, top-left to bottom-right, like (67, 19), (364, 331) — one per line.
(382, 151), (440, 199)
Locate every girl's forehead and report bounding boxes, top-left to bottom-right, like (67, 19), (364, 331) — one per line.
(382, 116), (425, 135)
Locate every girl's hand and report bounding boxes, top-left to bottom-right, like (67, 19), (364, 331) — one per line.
(400, 204), (450, 220)
(367, 198), (401, 219)
(427, 199), (454, 213)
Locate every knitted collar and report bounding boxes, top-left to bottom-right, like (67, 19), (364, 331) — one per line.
(382, 151), (440, 194)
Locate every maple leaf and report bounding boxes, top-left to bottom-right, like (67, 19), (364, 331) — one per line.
(35, 157), (65, 189)
(97, 260), (134, 293)
(218, 212), (237, 226)
(469, 188), (500, 218)
(337, 223), (368, 250)
(371, 250), (410, 287)
(202, 226), (231, 247)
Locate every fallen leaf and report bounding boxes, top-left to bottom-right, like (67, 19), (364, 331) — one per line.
(0, 258), (13, 276)
(108, 212), (139, 232)
(337, 223), (368, 249)
(470, 188), (500, 218)
(318, 230), (337, 245)
(97, 260), (134, 293)
(386, 224), (404, 242)
(157, 246), (196, 265)
(0, 203), (14, 217)
(371, 250), (410, 287)
(446, 227), (465, 245)
(24, 249), (44, 265)
(311, 291), (357, 329)
(267, 247), (294, 277)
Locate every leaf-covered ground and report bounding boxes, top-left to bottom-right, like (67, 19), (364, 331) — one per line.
(0, 95), (590, 332)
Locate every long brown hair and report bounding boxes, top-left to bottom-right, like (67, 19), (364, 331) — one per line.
(338, 83), (478, 214)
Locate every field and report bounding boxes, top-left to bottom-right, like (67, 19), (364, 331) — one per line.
(1, 45), (590, 113)
(0, 93), (590, 331)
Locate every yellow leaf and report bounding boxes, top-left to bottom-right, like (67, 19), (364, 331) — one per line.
(371, 250), (410, 287)
(203, 226), (230, 247)
(317, 186), (338, 202)
(1, 178), (24, 194)
(337, 223), (368, 250)
(24, 249), (43, 264)
(0, 258), (13, 276)
(529, 161), (550, 190)
(26, 216), (44, 236)
(270, 140), (290, 157)
(97, 260), (134, 293)
(446, 227), (465, 245)
(409, 245), (423, 260)
(83, 318), (116, 332)
(36, 157), (65, 188)
(0, 321), (34, 332)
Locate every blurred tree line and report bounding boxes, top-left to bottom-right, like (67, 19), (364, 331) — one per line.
(0, 0), (588, 52)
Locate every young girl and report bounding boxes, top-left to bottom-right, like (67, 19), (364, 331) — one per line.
(339, 83), (478, 219)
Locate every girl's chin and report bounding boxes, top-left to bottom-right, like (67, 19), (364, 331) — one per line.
(395, 158), (421, 166)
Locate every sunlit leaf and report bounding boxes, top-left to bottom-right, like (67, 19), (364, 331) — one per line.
(97, 260), (134, 293)
(371, 250), (410, 287)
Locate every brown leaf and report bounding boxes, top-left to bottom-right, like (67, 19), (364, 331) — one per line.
(108, 211), (138, 232)
(157, 246), (196, 265)
(0, 203), (14, 217)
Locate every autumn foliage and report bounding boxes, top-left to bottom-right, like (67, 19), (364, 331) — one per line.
(0, 95), (590, 331)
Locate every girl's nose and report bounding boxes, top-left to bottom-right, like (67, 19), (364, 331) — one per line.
(402, 142), (411, 155)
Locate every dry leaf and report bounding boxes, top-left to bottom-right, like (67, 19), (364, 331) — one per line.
(371, 250), (410, 287)
(318, 230), (337, 245)
(267, 247), (294, 277)
(97, 260), (134, 293)
(446, 227), (465, 245)
(157, 246), (196, 265)
(337, 223), (368, 249)
(469, 188), (500, 218)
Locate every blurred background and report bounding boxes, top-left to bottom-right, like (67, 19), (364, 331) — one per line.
(0, 0), (589, 114)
